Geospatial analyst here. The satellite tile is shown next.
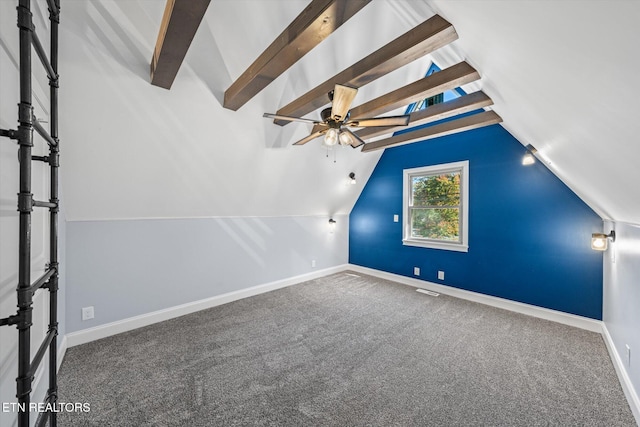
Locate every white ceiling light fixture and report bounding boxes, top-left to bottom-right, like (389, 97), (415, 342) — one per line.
(349, 172), (356, 185)
(522, 144), (538, 165)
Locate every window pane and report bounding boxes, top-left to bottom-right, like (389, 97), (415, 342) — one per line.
(411, 172), (461, 207)
(411, 208), (460, 241)
(403, 161), (468, 251)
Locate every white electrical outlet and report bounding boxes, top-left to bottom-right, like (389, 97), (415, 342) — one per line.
(311, 259), (316, 268)
(82, 306), (94, 321)
(393, 214), (399, 222)
(413, 267), (420, 276)
(438, 271), (445, 280)
(626, 344), (631, 366)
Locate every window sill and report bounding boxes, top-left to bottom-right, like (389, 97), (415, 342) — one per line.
(402, 239), (468, 252)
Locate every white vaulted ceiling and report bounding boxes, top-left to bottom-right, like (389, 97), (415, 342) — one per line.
(58, 0), (431, 220)
(425, 0), (640, 224)
(54, 0), (640, 224)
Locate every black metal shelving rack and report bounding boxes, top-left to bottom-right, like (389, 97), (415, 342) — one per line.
(0, 0), (61, 426)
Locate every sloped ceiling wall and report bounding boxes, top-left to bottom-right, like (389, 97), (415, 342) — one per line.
(58, 0), (433, 220)
(57, 0), (640, 224)
(423, 0), (640, 224)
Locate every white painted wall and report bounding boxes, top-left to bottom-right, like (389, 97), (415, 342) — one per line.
(0, 2), (66, 426)
(603, 220), (640, 420)
(65, 214), (348, 333)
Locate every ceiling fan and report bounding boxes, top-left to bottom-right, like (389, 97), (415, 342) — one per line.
(263, 84), (410, 148)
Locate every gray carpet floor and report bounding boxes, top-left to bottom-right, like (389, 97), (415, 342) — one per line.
(57, 271), (636, 426)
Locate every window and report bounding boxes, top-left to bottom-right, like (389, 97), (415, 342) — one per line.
(405, 62), (463, 115)
(407, 92), (444, 114)
(402, 161), (469, 252)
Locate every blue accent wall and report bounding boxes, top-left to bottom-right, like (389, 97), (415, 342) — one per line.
(350, 124), (604, 319)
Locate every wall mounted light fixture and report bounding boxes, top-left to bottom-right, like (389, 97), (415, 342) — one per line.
(522, 144), (538, 165)
(349, 172), (356, 185)
(591, 230), (615, 251)
(328, 218), (336, 233)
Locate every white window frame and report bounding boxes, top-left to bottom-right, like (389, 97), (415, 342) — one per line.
(402, 160), (469, 252)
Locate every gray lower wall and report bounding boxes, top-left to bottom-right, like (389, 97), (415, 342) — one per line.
(603, 220), (640, 416)
(65, 215), (348, 333)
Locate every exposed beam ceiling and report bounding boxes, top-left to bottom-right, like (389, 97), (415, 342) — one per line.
(310, 61), (479, 135)
(361, 110), (502, 152)
(253, 7), (497, 155)
(223, 0), (371, 111)
(354, 91), (492, 140)
(150, 0), (211, 89)
(273, 14), (457, 125)
(350, 61), (478, 119)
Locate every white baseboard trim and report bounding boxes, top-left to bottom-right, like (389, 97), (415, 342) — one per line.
(346, 264), (603, 333)
(66, 264), (348, 348)
(602, 324), (640, 423)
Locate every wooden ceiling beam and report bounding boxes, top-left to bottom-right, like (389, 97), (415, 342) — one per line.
(354, 91), (492, 140)
(224, 0), (372, 111)
(360, 110), (502, 152)
(150, 0), (211, 89)
(274, 14), (458, 125)
(308, 61), (477, 135)
(349, 61), (479, 120)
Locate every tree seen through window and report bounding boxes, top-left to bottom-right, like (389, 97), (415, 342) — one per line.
(410, 172), (461, 241)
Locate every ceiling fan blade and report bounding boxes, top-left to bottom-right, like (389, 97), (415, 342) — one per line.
(263, 113), (320, 125)
(346, 115), (410, 127)
(331, 84), (358, 121)
(292, 130), (326, 146)
(342, 128), (365, 148)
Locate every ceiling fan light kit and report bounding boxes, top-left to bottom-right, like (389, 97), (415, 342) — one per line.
(324, 128), (339, 146)
(338, 131), (353, 146)
(263, 84), (411, 148)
